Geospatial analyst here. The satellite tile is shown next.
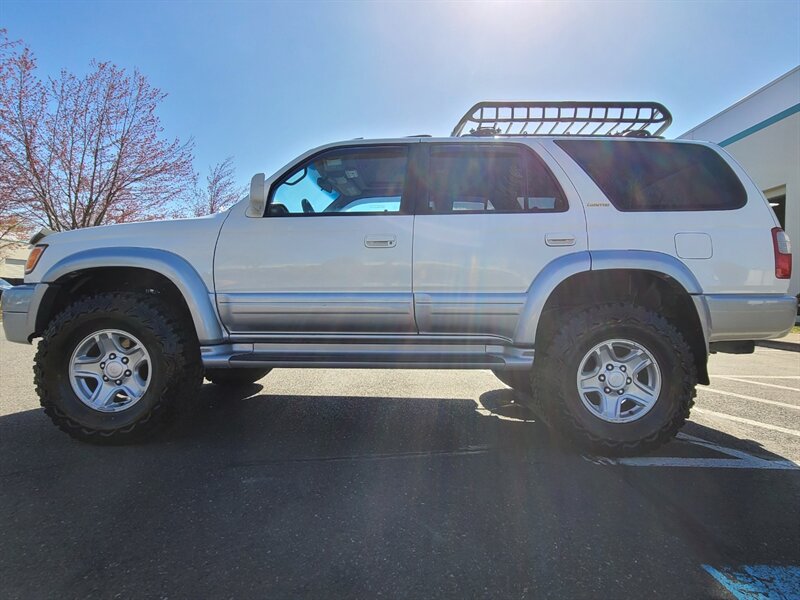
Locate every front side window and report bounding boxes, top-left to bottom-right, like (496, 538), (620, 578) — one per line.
(268, 146), (408, 215)
(555, 139), (747, 211)
(424, 144), (566, 214)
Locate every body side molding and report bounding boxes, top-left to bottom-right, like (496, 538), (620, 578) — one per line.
(42, 247), (225, 344)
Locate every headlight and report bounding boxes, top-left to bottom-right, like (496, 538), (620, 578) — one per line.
(25, 244), (48, 274)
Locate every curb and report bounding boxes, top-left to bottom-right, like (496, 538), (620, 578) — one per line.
(756, 340), (800, 353)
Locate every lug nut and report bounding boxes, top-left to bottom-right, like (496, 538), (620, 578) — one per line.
(125, 370), (131, 377)
(604, 387), (611, 393)
(115, 380), (122, 385)
(599, 374), (606, 382)
(100, 362), (105, 368)
(620, 365), (627, 372)
(606, 364), (614, 371)
(617, 389), (624, 396)
(109, 353), (116, 359)
(626, 377), (632, 384)
(121, 357), (129, 364)
(103, 376), (108, 381)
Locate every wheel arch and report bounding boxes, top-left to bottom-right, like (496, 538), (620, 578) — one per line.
(515, 251), (709, 385)
(514, 251), (593, 345)
(36, 248), (225, 344)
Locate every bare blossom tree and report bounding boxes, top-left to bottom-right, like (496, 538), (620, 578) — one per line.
(0, 29), (194, 232)
(0, 212), (27, 256)
(0, 30), (33, 250)
(187, 156), (246, 217)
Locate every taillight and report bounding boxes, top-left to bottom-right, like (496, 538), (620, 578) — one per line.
(771, 227), (792, 279)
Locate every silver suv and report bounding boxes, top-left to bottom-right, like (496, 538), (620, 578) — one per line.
(2, 101), (796, 454)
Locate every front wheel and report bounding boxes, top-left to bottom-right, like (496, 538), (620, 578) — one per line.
(34, 292), (202, 444)
(535, 303), (696, 455)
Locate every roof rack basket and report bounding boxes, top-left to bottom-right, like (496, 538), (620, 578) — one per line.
(451, 101), (672, 138)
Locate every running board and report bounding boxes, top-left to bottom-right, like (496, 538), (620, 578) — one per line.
(201, 342), (534, 370)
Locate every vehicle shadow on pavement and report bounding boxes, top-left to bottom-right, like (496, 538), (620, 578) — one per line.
(166, 382), (792, 463)
(1, 383), (798, 599)
(0, 381), (791, 464)
(165, 384), (562, 461)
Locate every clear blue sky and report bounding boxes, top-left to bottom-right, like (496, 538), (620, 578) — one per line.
(3, 0), (799, 189)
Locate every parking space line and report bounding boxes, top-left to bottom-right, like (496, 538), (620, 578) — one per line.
(589, 433), (799, 470)
(693, 407), (800, 437)
(611, 457), (797, 469)
(677, 433), (768, 461)
(702, 388), (800, 410)
(702, 564), (800, 599)
(713, 375), (800, 392)
(708, 375), (800, 379)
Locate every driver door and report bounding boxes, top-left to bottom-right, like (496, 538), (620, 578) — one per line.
(214, 143), (417, 335)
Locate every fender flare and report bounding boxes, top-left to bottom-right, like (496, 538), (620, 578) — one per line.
(514, 250), (705, 346)
(589, 250), (703, 294)
(514, 252), (592, 345)
(591, 249), (709, 352)
(41, 247), (225, 344)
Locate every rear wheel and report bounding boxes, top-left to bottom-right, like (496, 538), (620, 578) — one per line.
(535, 303), (696, 455)
(34, 292), (203, 444)
(205, 367), (271, 386)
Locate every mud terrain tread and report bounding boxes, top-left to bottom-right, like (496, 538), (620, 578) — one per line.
(33, 292), (202, 444)
(535, 303), (696, 456)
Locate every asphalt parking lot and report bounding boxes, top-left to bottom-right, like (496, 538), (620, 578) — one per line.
(1, 337), (798, 599)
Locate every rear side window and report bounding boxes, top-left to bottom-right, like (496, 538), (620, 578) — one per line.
(425, 144), (566, 213)
(555, 140), (746, 211)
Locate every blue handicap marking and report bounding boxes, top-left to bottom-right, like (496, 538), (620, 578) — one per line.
(702, 564), (800, 599)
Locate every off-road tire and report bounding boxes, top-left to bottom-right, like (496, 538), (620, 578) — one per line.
(34, 292), (202, 444)
(205, 367), (271, 386)
(535, 303), (696, 456)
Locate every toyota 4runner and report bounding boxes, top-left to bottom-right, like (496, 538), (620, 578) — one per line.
(2, 101), (796, 454)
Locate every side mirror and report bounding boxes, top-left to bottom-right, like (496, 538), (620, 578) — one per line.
(246, 173), (266, 217)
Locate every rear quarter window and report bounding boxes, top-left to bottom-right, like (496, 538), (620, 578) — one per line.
(555, 140), (747, 211)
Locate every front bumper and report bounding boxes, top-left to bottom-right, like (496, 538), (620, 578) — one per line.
(1, 284), (44, 344)
(702, 293), (797, 342)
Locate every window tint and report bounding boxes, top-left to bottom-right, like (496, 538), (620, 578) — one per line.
(425, 145), (565, 214)
(555, 140), (746, 211)
(268, 147), (407, 215)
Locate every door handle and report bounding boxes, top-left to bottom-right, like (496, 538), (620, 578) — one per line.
(545, 233), (576, 247)
(365, 235), (397, 248)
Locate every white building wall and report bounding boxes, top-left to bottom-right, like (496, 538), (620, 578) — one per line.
(680, 66), (800, 296)
(0, 241), (28, 281)
(681, 67), (799, 145)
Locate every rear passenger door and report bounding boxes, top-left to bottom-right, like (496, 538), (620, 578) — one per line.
(412, 141), (587, 339)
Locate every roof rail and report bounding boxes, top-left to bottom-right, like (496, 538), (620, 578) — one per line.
(451, 101), (672, 138)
